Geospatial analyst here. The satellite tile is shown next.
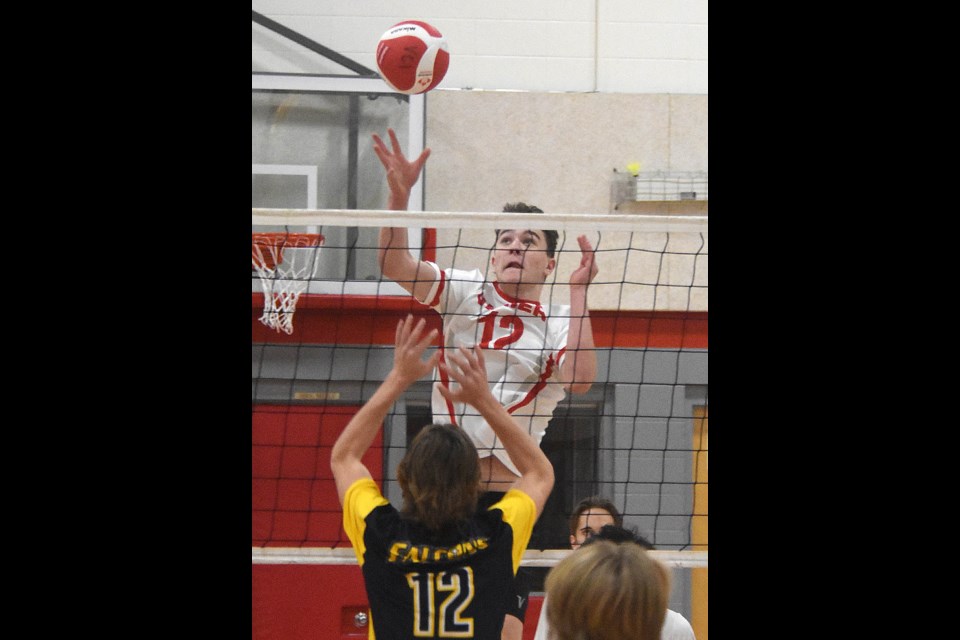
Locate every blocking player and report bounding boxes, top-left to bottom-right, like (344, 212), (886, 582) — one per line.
(331, 315), (555, 640)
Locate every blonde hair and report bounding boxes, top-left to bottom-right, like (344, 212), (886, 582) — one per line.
(544, 540), (669, 640)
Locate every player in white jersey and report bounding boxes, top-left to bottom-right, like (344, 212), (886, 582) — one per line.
(373, 127), (599, 490)
(420, 266), (570, 477)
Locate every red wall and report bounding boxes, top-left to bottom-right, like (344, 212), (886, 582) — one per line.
(253, 564), (371, 639)
(253, 404), (378, 547)
(253, 404), (384, 638)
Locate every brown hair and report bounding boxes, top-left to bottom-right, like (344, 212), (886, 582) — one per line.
(396, 424), (482, 531)
(497, 202), (559, 257)
(545, 540), (669, 640)
(568, 495), (624, 537)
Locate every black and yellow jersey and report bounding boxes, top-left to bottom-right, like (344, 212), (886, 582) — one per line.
(342, 478), (537, 639)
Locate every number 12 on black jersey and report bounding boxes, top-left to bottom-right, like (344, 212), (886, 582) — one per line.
(406, 566), (475, 637)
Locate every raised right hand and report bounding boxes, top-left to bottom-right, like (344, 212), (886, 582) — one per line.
(372, 128), (431, 205)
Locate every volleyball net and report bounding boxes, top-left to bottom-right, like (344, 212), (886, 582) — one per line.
(251, 208), (707, 570)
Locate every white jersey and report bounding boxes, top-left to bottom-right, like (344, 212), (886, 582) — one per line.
(533, 596), (696, 640)
(419, 264), (570, 476)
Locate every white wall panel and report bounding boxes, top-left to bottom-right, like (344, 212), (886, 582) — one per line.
(252, 0), (707, 94)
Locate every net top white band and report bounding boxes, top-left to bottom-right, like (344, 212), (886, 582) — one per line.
(253, 208), (708, 234)
(251, 546), (708, 569)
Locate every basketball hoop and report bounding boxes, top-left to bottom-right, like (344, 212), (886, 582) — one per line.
(252, 233), (325, 334)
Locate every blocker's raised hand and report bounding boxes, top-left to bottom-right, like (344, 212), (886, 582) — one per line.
(391, 315), (440, 386)
(437, 345), (493, 409)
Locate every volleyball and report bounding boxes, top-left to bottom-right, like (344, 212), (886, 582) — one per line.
(375, 20), (449, 95)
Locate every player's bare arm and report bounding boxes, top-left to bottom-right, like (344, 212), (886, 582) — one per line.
(331, 315), (439, 503)
(373, 128), (439, 301)
(562, 234), (598, 394)
(439, 345), (555, 516)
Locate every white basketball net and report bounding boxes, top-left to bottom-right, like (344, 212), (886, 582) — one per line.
(252, 233), (324, 335)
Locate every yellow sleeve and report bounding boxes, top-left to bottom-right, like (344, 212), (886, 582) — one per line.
(490, 488), (537, 574)
(342, 478), (389, 565)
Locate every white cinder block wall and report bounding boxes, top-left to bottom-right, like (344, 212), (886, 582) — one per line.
(252, 0), (707, 94)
